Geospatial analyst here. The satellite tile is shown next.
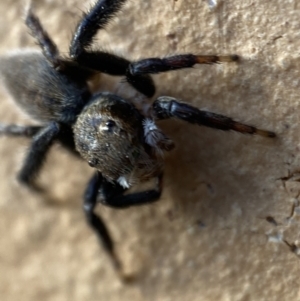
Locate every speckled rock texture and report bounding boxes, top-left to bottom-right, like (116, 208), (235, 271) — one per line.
(0, 1), (299, 300)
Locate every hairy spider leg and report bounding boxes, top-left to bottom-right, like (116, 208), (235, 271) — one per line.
(84, 172), (121, 271)
(68, 0), (239, 97)
(25, 7), (63, 69)
(97, 174), (163, 208)
(18, 122), (61, 187)
(129, 54), (239, 76)
(83, 172), (162, 273)
(70, 0), (127, 57)
(0, 124), (42, 137)
(153, 96), (276, 137)
(69, 0), (155, 97)
(0, 123), (79, 156)
(26, 7), (95, 83)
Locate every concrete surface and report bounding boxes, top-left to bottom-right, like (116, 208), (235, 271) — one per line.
(0, 0), (299, 300)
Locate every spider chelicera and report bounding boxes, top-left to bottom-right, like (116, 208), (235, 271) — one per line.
(0, 0), (275, 276)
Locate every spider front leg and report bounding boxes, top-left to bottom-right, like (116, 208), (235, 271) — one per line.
(18, 122), (60, 187)
(153, 96), (276, 137)
(69, 0), (155, 97)
(83, 172), (162, 277)
(129, 54), (239, 76)
(70, 0), (127, 58)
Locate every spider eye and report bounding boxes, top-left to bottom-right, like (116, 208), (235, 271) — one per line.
(100, 119), (116, 133)
(105, 120), (116, 129)
(88, 158), (99, 168)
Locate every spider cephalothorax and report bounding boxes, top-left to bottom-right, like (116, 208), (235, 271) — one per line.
(0, 0), (275, 276)
(74, 92), (165, 187)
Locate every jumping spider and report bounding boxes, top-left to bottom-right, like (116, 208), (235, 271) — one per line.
(0, 0), (275, 276)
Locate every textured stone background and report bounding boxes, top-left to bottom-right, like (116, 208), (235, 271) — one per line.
(0, 0), (299, 300)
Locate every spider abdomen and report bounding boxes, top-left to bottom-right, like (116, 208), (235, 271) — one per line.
(0, 51), (91, 124)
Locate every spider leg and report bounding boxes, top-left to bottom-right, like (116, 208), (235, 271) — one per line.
(153, 96), (276, 137)
(69, 0), (155, 97)
(98, 174), (163, 208)
(18, 122), (60, 186)
(129, 54), (239, 76)
(72, 50), (156, 97)
(70, 0), (127, 58)
(0, 124), (42, 137)
(83, 172), (121, 272)
(25, 7), (63, 69)
(0, 123), (79, 157)
(56, 125), (79, 156)
(83, 172), (162, 274)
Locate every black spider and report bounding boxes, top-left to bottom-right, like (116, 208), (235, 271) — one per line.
(0, 0), (275, 277)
